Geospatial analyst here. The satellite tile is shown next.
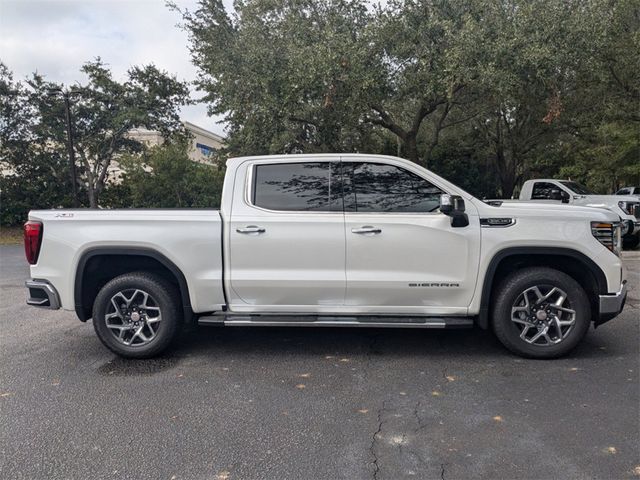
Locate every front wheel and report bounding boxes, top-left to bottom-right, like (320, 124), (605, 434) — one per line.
(622, 234), (639, 250)
(492, 267), (591, 359)
(92, 272), (183, 358)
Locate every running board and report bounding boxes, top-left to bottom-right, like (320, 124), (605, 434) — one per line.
(197, 314), (473, 329)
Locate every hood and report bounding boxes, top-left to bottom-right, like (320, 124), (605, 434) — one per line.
(579, 194), (639, 206)
(477, 200), (620, 222)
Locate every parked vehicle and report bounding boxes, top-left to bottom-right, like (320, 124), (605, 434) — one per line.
(24, 155), (627, 359)
(615, 186), (640, 200)
(515, 179), (640, 249)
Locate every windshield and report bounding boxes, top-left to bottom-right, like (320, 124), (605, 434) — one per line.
(559, 181), (594, 195)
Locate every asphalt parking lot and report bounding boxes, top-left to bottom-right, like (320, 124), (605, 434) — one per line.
(1, 244), (638, 480)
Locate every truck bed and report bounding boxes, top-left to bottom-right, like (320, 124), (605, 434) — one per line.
(28, 209), (225, 314)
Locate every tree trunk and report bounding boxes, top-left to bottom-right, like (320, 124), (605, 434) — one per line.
(404, 131), (419, 164)
(496, 148), (518, 198)
(87, 182), (97, 208)
(500, 173), (517, 199)
(490, 110), (515, 199)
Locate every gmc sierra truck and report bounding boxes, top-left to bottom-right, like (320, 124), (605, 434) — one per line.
(24, 154), (628, 359)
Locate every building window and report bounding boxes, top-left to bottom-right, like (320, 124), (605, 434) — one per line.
(196, 143), (215, 157)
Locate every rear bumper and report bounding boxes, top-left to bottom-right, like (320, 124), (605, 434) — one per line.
(25, 280), (61, 309)
(596, 280), (627, 326)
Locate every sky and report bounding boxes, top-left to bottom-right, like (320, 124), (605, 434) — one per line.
(0, 0), (233, 136)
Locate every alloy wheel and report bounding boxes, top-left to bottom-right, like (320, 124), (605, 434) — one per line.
(104, 289), (162, 346)
(511, 285), (576, 346)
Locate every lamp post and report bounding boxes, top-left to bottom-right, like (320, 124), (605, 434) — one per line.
(48, 87), (80, 207)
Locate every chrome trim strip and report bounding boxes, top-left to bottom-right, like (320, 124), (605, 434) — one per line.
(223, 320), (449, 328)
(209, 314), (474, 329)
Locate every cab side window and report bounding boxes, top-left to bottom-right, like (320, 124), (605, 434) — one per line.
(342, 162), (442, 213)
(252, 162), (342, 211)
(532, 182), (561, 200)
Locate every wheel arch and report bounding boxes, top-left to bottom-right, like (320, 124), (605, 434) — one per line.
(74, 247), (193, 322)
(477, 247), (608, 329)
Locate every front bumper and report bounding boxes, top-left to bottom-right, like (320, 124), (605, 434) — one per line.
(596, 280), (627, 327)
(25, 280), (61, 309)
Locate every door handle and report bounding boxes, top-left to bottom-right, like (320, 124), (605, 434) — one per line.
(236, 225), (266, 234)
(351, 226), (382, 235)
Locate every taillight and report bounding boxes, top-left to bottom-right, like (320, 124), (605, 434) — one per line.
(24, 221), (43, 265)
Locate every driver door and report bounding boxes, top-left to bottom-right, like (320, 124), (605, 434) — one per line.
(342, 160), (480, 314)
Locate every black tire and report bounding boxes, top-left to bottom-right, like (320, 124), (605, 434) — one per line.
(622, 234), (639, 250)
(492, 267), (591, 359)
(92, 272), (183, 358)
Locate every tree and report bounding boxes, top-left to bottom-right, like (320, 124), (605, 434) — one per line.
(110, 140), (225, 209)
(551, 0), (640, 191)
(1, 59), (191, 210)
(178, 0), (379, 155)
(64, 60), (191, 207)
(178, 0), (485, 164)
(1, 64), (74, 225)
(365, 0), (485, 165)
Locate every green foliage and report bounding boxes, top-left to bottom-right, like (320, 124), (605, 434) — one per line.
(180, 0), (639, 197)
(178, 0), (377, 154)
(1, 64), (75, 225)
(108, 141), (225, 209)
(558, 122), (640, 193)
(0, 58), (191, 220)
(63, 59), (191, 207)
(3, 0), (638, 226)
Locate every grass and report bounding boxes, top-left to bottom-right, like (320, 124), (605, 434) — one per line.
(0, 226), (22, 245)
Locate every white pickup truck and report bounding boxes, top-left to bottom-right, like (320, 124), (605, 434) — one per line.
(516, 179), (640, 248)
(24, 154), (628, 359)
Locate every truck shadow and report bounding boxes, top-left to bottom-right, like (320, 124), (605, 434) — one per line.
(95, 325), (616, 376)
(170, 324), (608, 361)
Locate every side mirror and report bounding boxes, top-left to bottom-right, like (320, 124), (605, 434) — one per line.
(549, 189), (570, 203)
(439, 194), (469, 227)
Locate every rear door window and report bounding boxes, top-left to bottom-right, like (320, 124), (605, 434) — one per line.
(252, 162), (342, 211)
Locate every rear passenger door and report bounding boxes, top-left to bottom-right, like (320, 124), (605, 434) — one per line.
(228, 160), (346, 311)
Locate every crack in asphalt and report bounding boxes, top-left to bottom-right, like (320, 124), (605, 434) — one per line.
(441, 463), (446, 480)
(413, 400), (427, 433)
(369, 400), (386, 480)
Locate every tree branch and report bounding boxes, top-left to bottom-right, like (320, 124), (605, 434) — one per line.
(367, 105), (408, 139)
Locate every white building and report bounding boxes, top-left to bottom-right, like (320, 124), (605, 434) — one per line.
(128, 121), (224, 164)
(105, 121), (225, 182)
(1, 121), (225, 182)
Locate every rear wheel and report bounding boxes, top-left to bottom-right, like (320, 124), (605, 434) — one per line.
(492, 267), (590, 359)
(92, 272), (182, 358)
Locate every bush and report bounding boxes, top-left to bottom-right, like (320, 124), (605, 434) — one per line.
(104, 141), (225, 209)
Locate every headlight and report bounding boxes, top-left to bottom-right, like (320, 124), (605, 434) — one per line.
(618, 201), (638, 215)
(591, 221), (622, 256)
